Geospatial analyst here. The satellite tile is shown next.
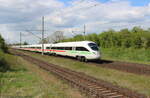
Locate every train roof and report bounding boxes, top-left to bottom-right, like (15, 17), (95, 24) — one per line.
(45, 41), (95, 47)
(17, 41), (96, 47)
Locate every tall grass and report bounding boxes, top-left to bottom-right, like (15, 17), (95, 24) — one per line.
(101, 48), (150, 64)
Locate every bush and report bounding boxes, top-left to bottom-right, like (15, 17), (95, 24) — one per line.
(0, 34), (8, 53)
(101, 48), (150, 63)
(0, 51), (9, 72)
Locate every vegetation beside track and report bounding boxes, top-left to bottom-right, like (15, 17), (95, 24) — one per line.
(22, 50), (150, 97)
(101, 48), (150, 64)
(0, 51), (84, 98)
(0, 34), (9, 72)
(0, 34), (8, 53)
(0, 51), (10, 72)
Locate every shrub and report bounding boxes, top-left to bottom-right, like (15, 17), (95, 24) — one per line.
(0, 51), (9, 72)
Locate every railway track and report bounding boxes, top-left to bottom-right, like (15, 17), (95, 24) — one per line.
(12, 50), (146, 98)
(42, 53), (150, 76)
(17, 50), (150, 76)
(90, 60), (150, 76)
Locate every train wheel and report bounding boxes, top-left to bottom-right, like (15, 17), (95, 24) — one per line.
(84, 57), (88, 62)
(82, 57), (87, 62)
(53, 53), (57, 56)
(77, 56), (81, 61)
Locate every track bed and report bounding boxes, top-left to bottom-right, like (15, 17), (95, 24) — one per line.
(16, 49), (150, 76)
(11, 50), (146, 98)
(90, 60), (150, 76)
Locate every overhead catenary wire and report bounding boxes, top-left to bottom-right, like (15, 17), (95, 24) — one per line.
(25, 30), (42, 40)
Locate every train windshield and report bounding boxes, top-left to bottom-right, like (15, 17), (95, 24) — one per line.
(88, 43), (99, 51)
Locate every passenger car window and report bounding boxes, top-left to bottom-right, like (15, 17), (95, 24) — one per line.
(37, 47), (41, 49)
(46, 47), (50, 49)
(76, 47), (89, 51)
(65, 47), (72, 50)
(51, 47), (55, 49)
(57, 47), (64, 50)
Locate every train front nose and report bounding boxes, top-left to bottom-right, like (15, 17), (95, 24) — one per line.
(93, 51), (101, 59)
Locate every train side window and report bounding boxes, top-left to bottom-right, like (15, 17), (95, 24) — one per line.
(46, 47), (50, 49)
(61, 47), (65, 50)
(76, 47), (89, 51)
(37, 47), (41, 49)
(58, 47), (64, 50)
(57, 47), (60, 50)
(57, 47), (59, 49)
(51, 47), (57, 49)
(65, 47), (72, 50)
(51, 47), (54, 49)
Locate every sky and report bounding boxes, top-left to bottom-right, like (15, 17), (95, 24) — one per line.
(0, 0), (150, 44)
(97, 0), (150, 6)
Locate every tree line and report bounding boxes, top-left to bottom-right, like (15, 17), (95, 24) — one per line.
(0, 34), (7, 52)
(61, 27), (150, 49)
(0, 34), (9, 72)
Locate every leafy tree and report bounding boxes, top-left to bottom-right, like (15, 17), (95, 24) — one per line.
(131, 26), (144, 33)
(0, 34), (9, 72)
(0, 34), (7, 52)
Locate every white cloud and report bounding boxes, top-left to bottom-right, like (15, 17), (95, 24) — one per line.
(0, 0), (150, 44)
(46, 0), (150, 34)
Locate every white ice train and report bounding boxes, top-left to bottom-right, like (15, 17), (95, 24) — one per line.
(15, 41), (101, 61)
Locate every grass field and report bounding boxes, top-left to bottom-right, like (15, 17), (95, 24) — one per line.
(22, 50), (150, 97)
(0, 52), (84, 98)
(101, 48), (150, 65)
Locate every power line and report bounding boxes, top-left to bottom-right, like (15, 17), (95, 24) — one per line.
(24, 17), (45, 55)
(25, 30), (42, 39)
(53, 1), (99, 16)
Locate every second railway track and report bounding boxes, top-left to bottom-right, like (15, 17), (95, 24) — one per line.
(44, 54), (150, 76)
(17, 49), (150, 76)
(12, 50), (146, 98)
(90, 60), (150, 76)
